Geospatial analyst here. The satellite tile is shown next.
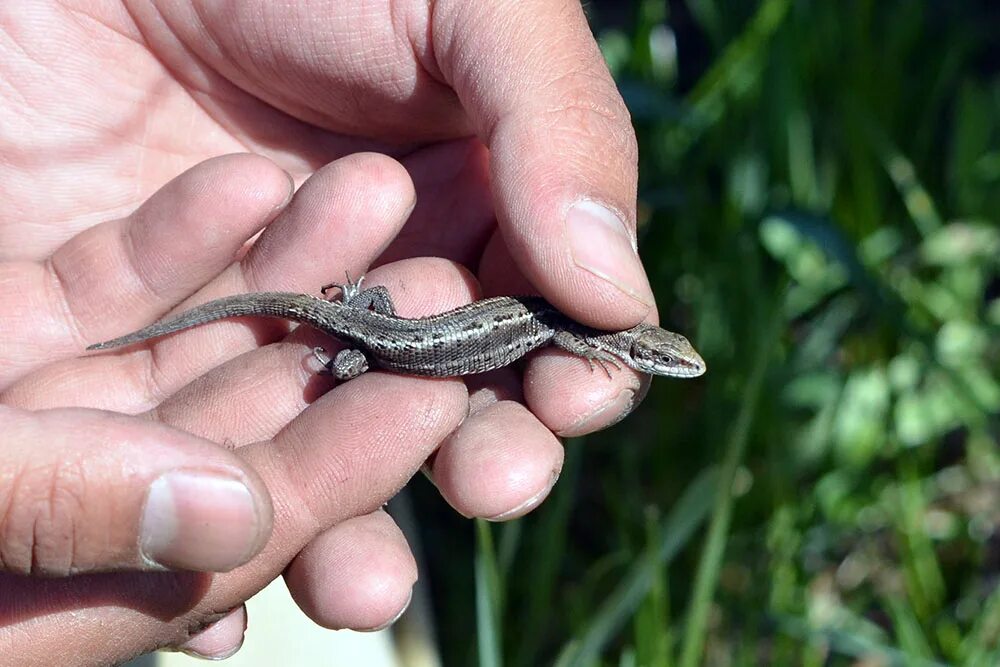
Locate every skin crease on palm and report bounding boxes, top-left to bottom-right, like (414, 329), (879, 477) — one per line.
(0, 0), (667, 663)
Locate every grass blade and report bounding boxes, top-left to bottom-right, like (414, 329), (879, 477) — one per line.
(475, 519), (503, 667)
(678, 312), (780, 667)
(554, 465), (720, 666)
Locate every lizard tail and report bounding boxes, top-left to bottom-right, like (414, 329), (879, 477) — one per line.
(86, 292), (337, 351)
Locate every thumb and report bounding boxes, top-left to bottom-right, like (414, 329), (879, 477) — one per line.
(433, 0), (655, 329)
(0, 405), (272, 575)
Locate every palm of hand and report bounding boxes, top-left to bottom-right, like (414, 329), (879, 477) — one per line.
(4, 2), (484, 258)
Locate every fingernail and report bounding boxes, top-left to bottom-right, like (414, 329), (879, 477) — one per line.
(567, 200), (653, 307)
(360, 588), (414, 633)
(486, 468), (560, 522)
(278, 170), (297, 209)
(141, 471), (263, 572)
(177, 606), (247, 660)
(177, 607), (247, 660)
(178, 642), (242, 661)
(558, 389), (638, 438)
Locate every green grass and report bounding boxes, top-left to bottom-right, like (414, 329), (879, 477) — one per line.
(413, 2), (1000, 665)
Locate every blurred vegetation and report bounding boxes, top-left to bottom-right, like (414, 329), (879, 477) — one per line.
(412, 1), (1000, 665)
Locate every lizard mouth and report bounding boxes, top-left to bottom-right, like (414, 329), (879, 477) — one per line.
(661, 356), (707, 377)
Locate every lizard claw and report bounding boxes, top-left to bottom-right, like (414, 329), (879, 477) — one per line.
(584, 351), (622, 379)
(321, 272), (366, 302)
(313, 346), (333, 374)
(341, 271), (365, 302)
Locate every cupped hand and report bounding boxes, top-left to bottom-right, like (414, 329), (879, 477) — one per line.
(1, 154), (455, 661)
(1, 1), (654, 661)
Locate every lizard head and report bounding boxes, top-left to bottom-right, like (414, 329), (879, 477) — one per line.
(626, 324), (706, 378)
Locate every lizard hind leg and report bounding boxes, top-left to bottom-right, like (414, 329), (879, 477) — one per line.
(551, 331), (623, 378)
(344, 285), (396, 315)
(321, 271), (364, 301)
(321, 273), (397, 316)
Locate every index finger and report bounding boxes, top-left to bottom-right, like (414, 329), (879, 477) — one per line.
(431, 0), (654, 329)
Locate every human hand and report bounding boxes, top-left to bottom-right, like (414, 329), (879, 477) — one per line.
(1, 153), (472, 662)
(2, 0), (653, 660)
(6, 0), (655, 516)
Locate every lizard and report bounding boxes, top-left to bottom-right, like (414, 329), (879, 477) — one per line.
(87, 277), (706, 381)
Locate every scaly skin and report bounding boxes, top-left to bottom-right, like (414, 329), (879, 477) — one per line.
(89, 288), (707, 380)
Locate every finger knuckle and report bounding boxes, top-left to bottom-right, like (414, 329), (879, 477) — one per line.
(0, 458), (90, 576)
(541, 70), (638, 165)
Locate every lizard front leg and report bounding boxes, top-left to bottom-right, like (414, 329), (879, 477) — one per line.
(312, 347), (370, 380)
(551, 330), (623, 378)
